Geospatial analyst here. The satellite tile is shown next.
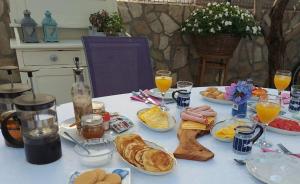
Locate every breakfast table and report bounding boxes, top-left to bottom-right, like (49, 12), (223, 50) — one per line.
(0, 87), (299, 184)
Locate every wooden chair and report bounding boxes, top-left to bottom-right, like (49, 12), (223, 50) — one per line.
(197, 55), (230, 86)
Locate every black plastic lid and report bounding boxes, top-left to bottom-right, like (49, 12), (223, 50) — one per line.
(0, 83), (31, 98)
(13, 94), (56, 111)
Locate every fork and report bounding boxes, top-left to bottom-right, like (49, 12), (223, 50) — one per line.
(277, 143), (300, 158)
(131, 91), (151, 104)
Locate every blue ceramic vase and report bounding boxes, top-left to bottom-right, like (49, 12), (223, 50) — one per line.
(232, 102), (247, 117)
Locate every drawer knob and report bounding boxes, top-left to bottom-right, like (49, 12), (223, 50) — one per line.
(49, 54), (58, 62)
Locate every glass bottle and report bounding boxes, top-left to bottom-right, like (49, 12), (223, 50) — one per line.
(71, 57), (93, 131)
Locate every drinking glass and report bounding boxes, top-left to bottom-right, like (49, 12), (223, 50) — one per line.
(177, 81), (193, 92)
(155, 70), (172, 111)
(255, 95), (281, 148)
(274, 70), (291, 104)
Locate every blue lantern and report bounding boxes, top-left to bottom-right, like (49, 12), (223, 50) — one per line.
(42, 11), (58, 42)
(21, 10), (38, 43)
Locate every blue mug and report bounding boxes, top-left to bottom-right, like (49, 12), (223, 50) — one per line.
(172, 90), (191, 108)
(233, 124), (263, 155)
(289, 85), (300, 113)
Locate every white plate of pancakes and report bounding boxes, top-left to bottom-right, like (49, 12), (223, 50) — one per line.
(114, 134), (177, 175)
(137, 108), (176, 132)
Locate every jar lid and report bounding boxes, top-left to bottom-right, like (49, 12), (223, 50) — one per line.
(235, 125), (254, 135)
(0, 83), (31, 98)
(92, 101), (105, 110)
(13, 94), (56, 111)
(81, 114), (103, 126)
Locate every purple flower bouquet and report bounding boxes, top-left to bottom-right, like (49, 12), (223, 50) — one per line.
(225, 81), (252, 117)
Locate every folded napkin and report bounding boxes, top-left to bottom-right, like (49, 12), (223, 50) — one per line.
(130, 90), (161, 105)
(281, 92), (290, 104)
(181, 105), (217, 124)
(130, 96), (144, 102)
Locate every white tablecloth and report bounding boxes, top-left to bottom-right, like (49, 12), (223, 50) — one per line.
(0, 87), (299, 184)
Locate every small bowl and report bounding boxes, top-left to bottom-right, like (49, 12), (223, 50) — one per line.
(74, 138), (114, 167)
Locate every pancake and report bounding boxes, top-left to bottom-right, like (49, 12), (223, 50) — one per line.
(134, 147), (152, 169)
(115, 134), (145, 155)
(123, 142), (140, 162)
(142, 149), (174, 172)
(128, 144), (148, 167)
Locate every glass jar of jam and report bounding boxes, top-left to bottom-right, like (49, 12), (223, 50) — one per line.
(81, 114), (104, 139)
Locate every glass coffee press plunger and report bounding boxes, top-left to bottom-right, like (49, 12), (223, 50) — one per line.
(1, 68), (62, 164)
(0, 66), (31, 148)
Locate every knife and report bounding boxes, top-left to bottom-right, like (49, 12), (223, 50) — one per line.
(139, 89), (160, 105)
(132, 91), (152, 104)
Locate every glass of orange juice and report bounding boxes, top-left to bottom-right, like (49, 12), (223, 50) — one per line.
(155, 70), (172, 111)
(274, 70), (291, 104)
(255, 95), (281, 148)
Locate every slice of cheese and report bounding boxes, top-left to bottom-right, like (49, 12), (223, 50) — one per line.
(181, 121), (207, 130)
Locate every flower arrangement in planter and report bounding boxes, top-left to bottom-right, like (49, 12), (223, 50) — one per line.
(89, 10), (124, 36)
(225, 81), (253, 117)
(181, 2), (261, 57)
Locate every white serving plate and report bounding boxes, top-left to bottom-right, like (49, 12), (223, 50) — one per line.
(246, 152), (300, 184)
(200, 91), (233, 105)
(59, 116), (134, 143)
(149, 88), (175, 100)
(115, 140), (177, 176)
(136, 108), (176, 132)
(210, 118), (253, 142)
(68, 168), (131, 184)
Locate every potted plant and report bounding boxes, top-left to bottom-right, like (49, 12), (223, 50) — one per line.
(181, 2), (261, 57)
(89, 10), (124, 36)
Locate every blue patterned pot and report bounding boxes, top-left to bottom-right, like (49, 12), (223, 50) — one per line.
(232, 102), (247, 117)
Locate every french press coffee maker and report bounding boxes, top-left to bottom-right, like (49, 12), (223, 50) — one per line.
(2, 68), (62, 164)
(0, 66), (31, 148)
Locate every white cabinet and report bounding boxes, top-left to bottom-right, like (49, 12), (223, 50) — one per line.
(20, 67), (90, 104)
(9, 0), (118, 104)
(13, 43), (90, 104)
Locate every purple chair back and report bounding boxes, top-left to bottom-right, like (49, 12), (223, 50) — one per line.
(82, 36), (154, 97)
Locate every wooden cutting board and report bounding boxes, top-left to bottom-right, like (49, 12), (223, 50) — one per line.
(173, 121), (214, 161)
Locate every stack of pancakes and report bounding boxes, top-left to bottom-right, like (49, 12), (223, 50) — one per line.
(115, 134), (174, 172)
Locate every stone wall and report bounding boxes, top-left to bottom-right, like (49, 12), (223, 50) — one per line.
(118, 1), (300, 87)
(0, 0), (19, 83)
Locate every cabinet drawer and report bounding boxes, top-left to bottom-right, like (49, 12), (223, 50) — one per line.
(22, 50), (87, 66)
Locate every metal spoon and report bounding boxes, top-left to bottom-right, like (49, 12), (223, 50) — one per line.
(234, 159), (246, 165)
(63, 132), (90, 154)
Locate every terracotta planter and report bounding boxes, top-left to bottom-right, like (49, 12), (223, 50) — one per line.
(194, 34), (241, 57)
